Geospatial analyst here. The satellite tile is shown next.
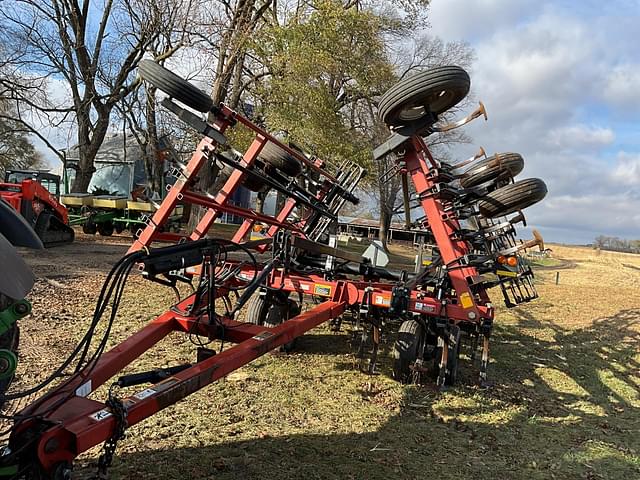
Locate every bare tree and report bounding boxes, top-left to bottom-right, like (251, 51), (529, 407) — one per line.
(181, 0), (273, 226)
(0, 0), (181, 192)
(115, 0), (195, 196)
(0, 98), (44, 176)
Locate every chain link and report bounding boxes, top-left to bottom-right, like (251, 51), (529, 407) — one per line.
(93, 387), (127, 480)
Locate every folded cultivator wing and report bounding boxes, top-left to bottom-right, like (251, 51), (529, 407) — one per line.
(0, 62), (547, 479)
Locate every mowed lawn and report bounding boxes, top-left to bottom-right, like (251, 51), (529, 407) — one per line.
(16, 241), (640, 480)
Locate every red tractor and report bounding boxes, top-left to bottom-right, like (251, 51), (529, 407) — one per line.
(0, 170), (74, 247)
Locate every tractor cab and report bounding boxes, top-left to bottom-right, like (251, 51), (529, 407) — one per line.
(3, 170), (61, 197)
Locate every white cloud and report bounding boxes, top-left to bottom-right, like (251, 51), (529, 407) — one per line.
(430, 1), (640, 243)
(603, 64), (640, 111)
(545, 125), (615, 150)
(428, 0), (537, 42)
(610, 152), (640, 187)
(516, 194), (640, 244)
(472, 13), (598, 116)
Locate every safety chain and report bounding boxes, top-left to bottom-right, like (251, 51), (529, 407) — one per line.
(93, 387), (128, 479)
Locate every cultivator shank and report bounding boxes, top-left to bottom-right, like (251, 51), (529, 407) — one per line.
(0, 61), (547, 478)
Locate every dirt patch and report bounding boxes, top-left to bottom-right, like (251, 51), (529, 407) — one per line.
(19, 231), (130, 278)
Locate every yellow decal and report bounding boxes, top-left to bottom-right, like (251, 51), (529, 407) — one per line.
(460, 292), (474, 309)
(313, 284), (332, 296)
(496, 269), (517, 278)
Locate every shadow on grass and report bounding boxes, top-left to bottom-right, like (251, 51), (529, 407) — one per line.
(81, 309), (639, 480)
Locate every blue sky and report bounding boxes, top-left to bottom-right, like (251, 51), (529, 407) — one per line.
(427, 0), (640, 244)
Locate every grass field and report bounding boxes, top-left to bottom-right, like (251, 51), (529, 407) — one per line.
(13, 239), (640, 479)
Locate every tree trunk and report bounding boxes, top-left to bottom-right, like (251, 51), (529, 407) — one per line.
(228, 52), (247, 109)
(379, 200), (392, 251)
(71, 166), (96, 193)
(70, 115), (109, 193)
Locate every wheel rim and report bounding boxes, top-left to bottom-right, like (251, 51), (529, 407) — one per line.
(396, 88), (459, 122)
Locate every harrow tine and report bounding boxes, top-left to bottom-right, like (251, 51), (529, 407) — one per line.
(432, 101), (488, 133)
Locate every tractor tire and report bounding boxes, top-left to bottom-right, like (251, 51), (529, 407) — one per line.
(82, 220), (97, 235)
(478, 178), (548, 218)
(97, 221), (114, 236)
(378, 66), (470, 127)
(138, 59), (214, 113)
(460, 152), (525, 188)
(392, 319), (424, 383)
(215, 151), (269, 192)
(259, 142), (302, 177)
(211, 162), (233, 194)
(264, 298), (300, 352)
(242, 168), (269, 193)
(434, 325), (461, 386)
(245, 293), (269, 325)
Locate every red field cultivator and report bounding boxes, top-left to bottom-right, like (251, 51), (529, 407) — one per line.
(0, 62), (547, 479)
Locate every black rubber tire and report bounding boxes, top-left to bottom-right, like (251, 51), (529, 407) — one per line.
(139, 59), (214, 113)
(379, 66), (470, 127)
(392, 319), (423, 383)
(97, 221), (114, 236)
(259, 142), (302, 177)
(460, 152), (525, 188)
(264, 298), (299, 352)
(216, 151), (269, 192)
(211, 164), (268, 193)
(211, 162), (233, 194)
(478, 178), (548, 218)
(82, 220), (97, 235)
(245, 293), (269, 325)
(243, 169), (269, 192)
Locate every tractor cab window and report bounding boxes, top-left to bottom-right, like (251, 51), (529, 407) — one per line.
(40, 178), (59, 197)
(88, 163), (132, 197)
(5, 171), (35, 184)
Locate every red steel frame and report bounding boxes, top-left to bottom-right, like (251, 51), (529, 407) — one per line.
(8, 104), (494, 476)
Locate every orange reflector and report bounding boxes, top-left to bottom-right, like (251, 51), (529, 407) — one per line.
(252, 224), (263, 233)
(497, 255), (507, 264)
(507, 256), (518, 267)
